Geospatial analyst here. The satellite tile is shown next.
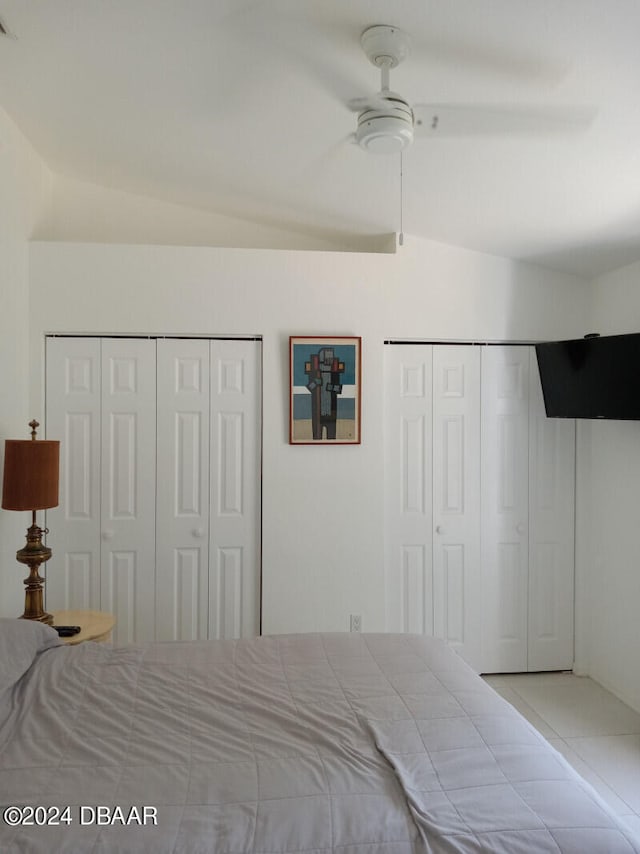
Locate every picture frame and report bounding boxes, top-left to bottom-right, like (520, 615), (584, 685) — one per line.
(289, 336), (361, 444)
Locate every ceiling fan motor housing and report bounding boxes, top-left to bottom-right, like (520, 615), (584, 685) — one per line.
(356, 97), (414, 153)
(361, 25), (410, 68)
(356, 26), (414, 153)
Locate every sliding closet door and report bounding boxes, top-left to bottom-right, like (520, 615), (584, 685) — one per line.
(432, 346), (482, 670)
(208, 339), (261, 639)
(384, 344), (482, 668)
(384, 345), (434, 635)
(481, 346), (530, 673)
(45, 337), (101, 611)
(45, 337), (157, 642)
(385, 342), (575, 673)
(528, 348), (575, 671)
(156, 339), (211, 641)
(481, 346), (575, 672)
(100, 338), (157, 644)
(46, 335), (262, 642)
(155, 338), (262, 640)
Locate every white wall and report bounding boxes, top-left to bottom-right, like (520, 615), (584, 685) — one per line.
(0, 106), (51, 616)
(27, 237), (590, 635)
(575, 261), (640, 712)
(37, 173), (392, 254)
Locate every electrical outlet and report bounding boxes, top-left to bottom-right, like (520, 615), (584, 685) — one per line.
(350, 614), (362, 633)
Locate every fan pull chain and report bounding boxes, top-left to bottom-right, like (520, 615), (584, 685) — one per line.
(399, 151), (404, 246)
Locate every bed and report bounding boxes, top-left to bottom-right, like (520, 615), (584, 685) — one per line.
(0, 619), (638, 854)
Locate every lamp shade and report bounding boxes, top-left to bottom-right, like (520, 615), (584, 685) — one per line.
(2, 439), (60, 511)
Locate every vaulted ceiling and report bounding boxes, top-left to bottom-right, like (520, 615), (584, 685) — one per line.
(1, 0), (639, 277)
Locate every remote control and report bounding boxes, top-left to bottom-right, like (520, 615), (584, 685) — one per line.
(54, 625), (81, 637)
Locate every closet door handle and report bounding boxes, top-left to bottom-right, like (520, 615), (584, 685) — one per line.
(516, 523), (525, 534)
(102, 529), (115, 541)
(192, 528), (205, 539)
(435, 525), (444, 535)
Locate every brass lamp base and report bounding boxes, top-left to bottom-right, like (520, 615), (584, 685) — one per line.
(16, 522), (53, 625)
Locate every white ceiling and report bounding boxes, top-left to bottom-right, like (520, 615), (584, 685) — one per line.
(1, 0), (639, 277)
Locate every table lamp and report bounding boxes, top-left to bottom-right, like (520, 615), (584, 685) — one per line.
(2, 420), (60, 624)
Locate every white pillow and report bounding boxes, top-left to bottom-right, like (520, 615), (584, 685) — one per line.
(0, 618), (60, 694)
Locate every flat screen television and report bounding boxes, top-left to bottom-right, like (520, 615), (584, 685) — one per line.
(535, 332), (640, 419)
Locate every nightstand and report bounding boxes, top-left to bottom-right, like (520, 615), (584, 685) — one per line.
(51, 609), (116, 644)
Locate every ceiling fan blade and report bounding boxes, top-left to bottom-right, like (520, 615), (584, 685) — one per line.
(295, 132), (359, 190)
(413, 104), (596, 137)
(410, 37), (567, 85)
(221, 6), (371, 109)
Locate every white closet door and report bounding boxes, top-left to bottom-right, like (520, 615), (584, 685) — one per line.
(208, 339), (261, 638)
(528, 348), (575, 670)
(100, 338), (157, 644)
(384, 345), (434, 634)
(432, 346), (481, 670)
(156, 339), (211, 641)
(45, 337), (101, 611)
(481, 346), (530, 673)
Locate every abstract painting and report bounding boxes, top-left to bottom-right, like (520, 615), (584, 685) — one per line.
(289, 336), (361, 444)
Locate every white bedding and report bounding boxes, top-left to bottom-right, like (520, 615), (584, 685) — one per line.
(0, 619), (638, 853)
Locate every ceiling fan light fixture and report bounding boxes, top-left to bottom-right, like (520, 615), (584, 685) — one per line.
(356, 103), (414, 154)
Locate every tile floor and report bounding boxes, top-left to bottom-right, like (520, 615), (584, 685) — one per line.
(484, 672), (640, 835)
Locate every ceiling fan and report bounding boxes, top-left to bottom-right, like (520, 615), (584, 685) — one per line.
(349, 25), (593, 154)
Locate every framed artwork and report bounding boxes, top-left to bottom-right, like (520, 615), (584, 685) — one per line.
(289, 336), (361, 444)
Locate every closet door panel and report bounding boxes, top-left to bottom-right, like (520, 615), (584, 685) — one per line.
(208, 340), (261, 638)
(47, 336), (262, 643)
(384, 345), (434, 634)
(100, 338), (156, 644)
(432, 346), (481, 670)
(528, 349), (575, 670)
(384, 343), (575, 674)
(156, 339), (211, 641)
(481, 346), (530, 672)
(45, 338), (101, 612)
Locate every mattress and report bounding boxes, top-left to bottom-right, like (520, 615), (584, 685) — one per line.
(0, 619), (638, 853)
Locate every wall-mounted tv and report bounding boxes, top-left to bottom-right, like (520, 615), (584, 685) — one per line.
(535, 332), (640, 420)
